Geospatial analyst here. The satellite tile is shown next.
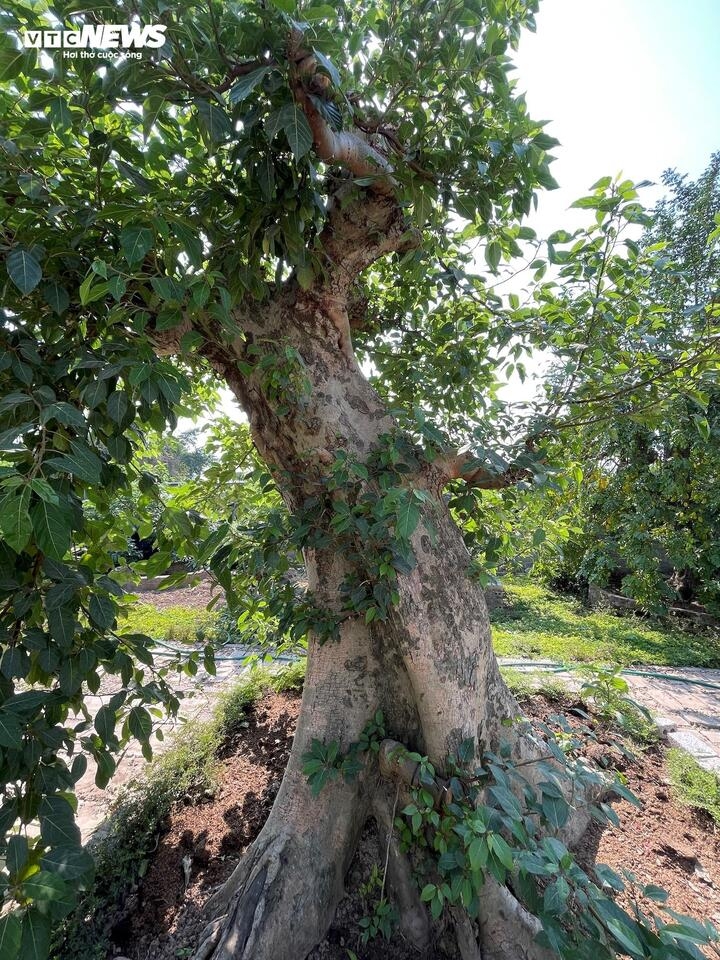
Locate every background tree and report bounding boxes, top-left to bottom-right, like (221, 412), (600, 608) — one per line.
(508, 157), (720, 611)
(1, 3), (719, 960)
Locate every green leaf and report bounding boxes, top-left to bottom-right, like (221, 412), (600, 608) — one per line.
(39, 796), (81, 848)
(29, 478), (59, 504)
(0, 713), (22, 749)
(0, 487), (32, 553)
(6, 247), (42, 295)
(430, 893), (443, 919)
(488, 833), (514, 870)
(7, 834), (28, 876)
(541, 792), (569, 829)
(229, 66), (273, 104)
(21, 870), (70, 903)
(172, 220), (204, 268)
(276, 103), (313, 159)
(106, 390), (129, 425)
(48, 96), (73, 132)
(79, 274), (108, 306)
(605, 917), (645, 956)
(195, 98), (233, 143)
(313, 49), (341, 87)
(485, 240), (501, 272)
(41, 846), (93, 882)
(47, 439), (102, 484)
(128, 705), (152, 741)
(19, 909), (51, 960)
(89, 594), (115, 629)
(120, 225), (154, 266)
(143, 94), (166, 141)
(468, 836), (487, 872)
(94, 704), (116, 743)
(396, 499), (420, 540)
(59, 650), (95, 695)
(0, 913), (21, 960)
(47, 607), (76, 649)
(30, 498), (72, 560)
(0, 36), (33, 82)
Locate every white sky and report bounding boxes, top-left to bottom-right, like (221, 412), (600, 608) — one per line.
(514, 0), (720, 233)
(184, 0), (720, 431)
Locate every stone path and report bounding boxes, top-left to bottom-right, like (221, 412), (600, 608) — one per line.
(75, 652), (720, 840)
(498, 659), (720, 775)
(76, 646), (252, 840)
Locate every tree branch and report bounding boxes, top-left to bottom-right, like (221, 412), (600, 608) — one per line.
(435, 450), (530, 490)
(287, 34), (397, 197)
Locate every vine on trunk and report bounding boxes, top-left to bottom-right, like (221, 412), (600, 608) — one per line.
(306, 710), (719, 960)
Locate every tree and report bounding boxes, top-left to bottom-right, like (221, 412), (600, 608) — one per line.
(514, 157), (720, 611)
(1, 3), (719, 960)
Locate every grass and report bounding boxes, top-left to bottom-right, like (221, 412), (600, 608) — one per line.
(666, 748), (720, 825)
(119, 602), (218, 644)
(52, 661), (306, 960)
(491, 580), (720, 668)
(500, 666), (570, 701)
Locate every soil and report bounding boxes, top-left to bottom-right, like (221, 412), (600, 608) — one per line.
(132, 571), (221, 611)
(109, 692), (720, 960)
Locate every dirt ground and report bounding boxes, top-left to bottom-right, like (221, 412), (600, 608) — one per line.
(109, 692), (720, 960)
(132, 571), (221, 611)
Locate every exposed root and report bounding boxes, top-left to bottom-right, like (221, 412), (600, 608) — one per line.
(479, 881), (554, 960)
(451, 906), (483, 960)
(372, 785), (430, 951)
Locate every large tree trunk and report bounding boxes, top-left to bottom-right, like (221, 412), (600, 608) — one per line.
(166, 194), (589, 960)
(185, 278), (568, 960)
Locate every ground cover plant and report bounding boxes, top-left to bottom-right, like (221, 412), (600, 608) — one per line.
(666, 748), (720, 827)
(491, 582), (720, 667)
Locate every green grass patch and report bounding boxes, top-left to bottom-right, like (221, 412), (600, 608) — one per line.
(500, 666), (569, 701)
(53, 661), (306, 960)
(491, 580), (720, 667)
(119, 602), (218, 643)
(666, 748), (720, 825)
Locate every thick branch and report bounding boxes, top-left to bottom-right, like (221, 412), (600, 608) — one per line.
(318, 188), (420, 298)
(288, 40), (397, 198)
(436, 451), (530, 490)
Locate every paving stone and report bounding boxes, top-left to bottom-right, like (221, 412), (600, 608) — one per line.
(694, 754), (720, 775)
(667, 729), (718, 758)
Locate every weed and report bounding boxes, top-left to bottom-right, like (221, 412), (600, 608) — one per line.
(578, 664), (658, 744)
(500, 667), (569, 701)
(667, 748), (720, 825)
(269, 658), (306, 693)
(357, 864), (397, 944)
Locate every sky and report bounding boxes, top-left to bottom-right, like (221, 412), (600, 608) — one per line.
(188, 0), (720, 428)
(514, 0), (720, 234)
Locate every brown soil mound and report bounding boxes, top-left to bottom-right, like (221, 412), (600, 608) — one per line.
(109, 693), (720, 960)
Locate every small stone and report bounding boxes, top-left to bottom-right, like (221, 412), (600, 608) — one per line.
(654, 716), (677, 737)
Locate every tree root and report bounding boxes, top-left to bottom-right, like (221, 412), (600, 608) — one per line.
(479, 881), (554, 960)
(372, 785), (430, 951)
